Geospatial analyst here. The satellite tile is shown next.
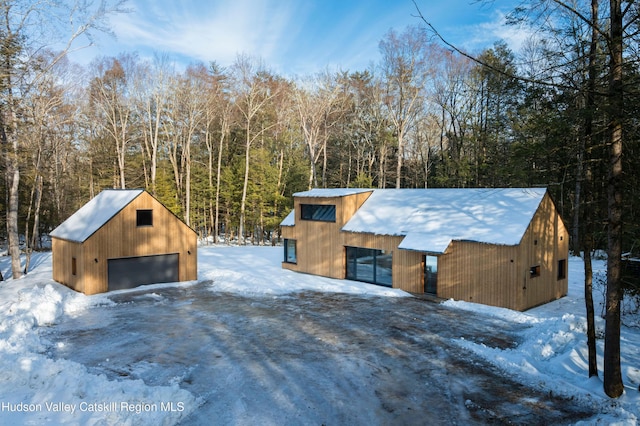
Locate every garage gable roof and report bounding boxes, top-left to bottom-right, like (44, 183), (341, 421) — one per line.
(50, 189), (144, 243)
(341, 188), (547, 253)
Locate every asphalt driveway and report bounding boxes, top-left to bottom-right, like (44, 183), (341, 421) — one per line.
(43, 282), (595, 425)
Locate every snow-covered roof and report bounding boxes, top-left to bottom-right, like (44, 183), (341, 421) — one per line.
(342, 188), (547, 253)
(293, 188), (373, 198)
(281, 188), (372, 227)
(281, 210), (295, 227)
(50, 189), (144, 243)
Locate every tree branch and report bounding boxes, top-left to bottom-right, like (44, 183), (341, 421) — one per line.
(411, 0), (604, 94)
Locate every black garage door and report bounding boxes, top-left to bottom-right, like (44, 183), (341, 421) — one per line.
(108, 253), (180, 291)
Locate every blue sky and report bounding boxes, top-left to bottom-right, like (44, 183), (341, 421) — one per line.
(70, 0), (526, 75)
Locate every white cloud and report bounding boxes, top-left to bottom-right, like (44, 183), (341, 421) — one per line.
(73, 0), (518, 75)
(102, 0), (422, 75)
(107, 0), (305, 67)
(441, 7), (535, 55)
(476, 11), (536, 52)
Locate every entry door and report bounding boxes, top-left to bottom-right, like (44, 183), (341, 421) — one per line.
(424, 255), (438, 295)
(108, 253), (179, 291)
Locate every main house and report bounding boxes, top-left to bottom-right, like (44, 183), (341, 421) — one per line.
(50, 189), (197, 295)
(280, 188), (568, 311)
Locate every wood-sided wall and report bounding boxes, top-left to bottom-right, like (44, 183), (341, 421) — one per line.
(437, 192), (568, 311)
(437, 242), (522, 309)
(52, 191), (198, 295)
(341, 232), (424, 293)
(282, 190), (568, 311)
(516, 191), (569, 309)
(281, 191), (372, 278)
(52, 238), (85, 293)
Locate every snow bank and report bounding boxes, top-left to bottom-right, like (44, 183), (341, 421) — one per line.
(0, 253), (198, 425)
(444, 257), (639, 424)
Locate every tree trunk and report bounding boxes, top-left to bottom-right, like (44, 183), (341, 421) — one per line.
(396, 131), (403, 188)
(7, 158), (21, 279)
(584, 248), (598, 376)
(144, 97), (161, 196)
(603, 0), (624, 399)
(116, 116), (128, 189)
(24, 170), (37, 274)
(379, 143), (388, 189)
(322, 137), (328, 188)
(582, 139), (598, 379)
(2, 64), (22, 279)
(184, 140), (191, 226)
(239, 122), (251, 244)
(583, 0), (599, 379)
(205, 128), (214, 243)
(24, 174), (43, 274)
(215, 126), (225, 244)
(573, 136), (583, 256)
(308, 142), (318, 190)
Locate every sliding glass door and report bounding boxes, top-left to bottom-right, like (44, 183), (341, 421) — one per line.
(345, 247), (392, 287)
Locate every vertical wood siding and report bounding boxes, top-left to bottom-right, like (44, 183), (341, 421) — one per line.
(52, 191), (197, 295)
(516, 192), (569, 310)
(438, 242), (521, 309)
(341, 232), (423, 293)
(52, 238), (84, 293)
(281, 190), (568, 311)
(438, 193), (568, 311)
(281, 192), (372, 277)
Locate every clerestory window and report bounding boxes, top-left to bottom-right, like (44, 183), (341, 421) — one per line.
(300, 204), (336, 222)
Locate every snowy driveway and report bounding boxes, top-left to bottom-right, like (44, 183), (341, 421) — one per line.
(43, 283), (595, 425)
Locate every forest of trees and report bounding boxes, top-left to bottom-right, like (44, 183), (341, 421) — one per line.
(3, 10), (637, 253)
(1, 0), (639, 397)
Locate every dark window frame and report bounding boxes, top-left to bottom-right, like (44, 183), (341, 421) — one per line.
(300, 204), (336, 222)
(284, 239), (297, 264)
(557, 259), (567, 280)
(345, 246), (392, 287)
(72, 257), (77, 276)
(424, 255), (438, 295)
(136, 209), (153, 227)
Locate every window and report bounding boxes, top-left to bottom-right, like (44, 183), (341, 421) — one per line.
(530, 265), (541, 278)
(424, 255), (438, 294)
(284, 239), (297, 264)
(557, 259), (567, 280)
(300, 204), (336, 222)
(72, 257), (77, 276)
(136, 209), (153, 227)
(345, 247), (392, 287)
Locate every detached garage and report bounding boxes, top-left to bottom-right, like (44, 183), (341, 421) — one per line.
(50, 189), (197, 295)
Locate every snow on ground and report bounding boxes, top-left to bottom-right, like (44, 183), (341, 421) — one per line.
(444, 257), (640, 425)
(0, 246), (638, 424)
(197, 245), (407, 297)
(0, 253), (197, 425)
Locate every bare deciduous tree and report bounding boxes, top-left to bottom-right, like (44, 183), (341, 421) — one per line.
(88, 54), (137, 189)
(232, 55), (280, 243)
(163, 64), (207, 226)
(203, 62), (233, 243)
(295, 72), (347, 189)
(132, 54), (174, 196)
(0, 0), (126, 279)
(379, 26), (432, 188)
